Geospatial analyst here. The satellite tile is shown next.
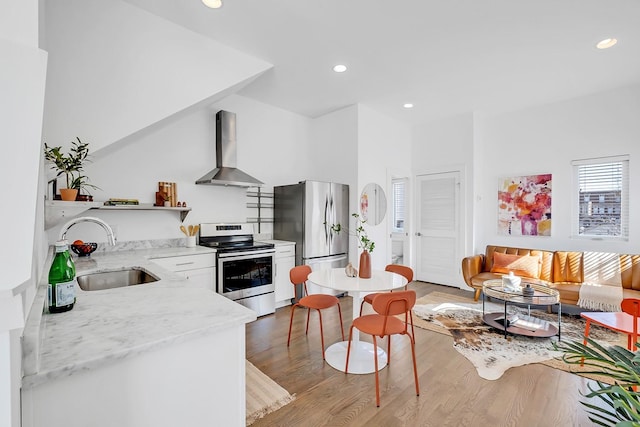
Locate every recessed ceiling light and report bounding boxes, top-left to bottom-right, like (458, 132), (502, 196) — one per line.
(202, 0), (222, 9)
(596, 38), (618, 49)
(333, 64), (347, 73)
(403, 103), (414, 109)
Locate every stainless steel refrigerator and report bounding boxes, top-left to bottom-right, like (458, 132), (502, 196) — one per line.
(274, 181), (349, 295)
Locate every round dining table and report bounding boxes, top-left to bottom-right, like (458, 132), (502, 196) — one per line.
(307, 267), (408, 374)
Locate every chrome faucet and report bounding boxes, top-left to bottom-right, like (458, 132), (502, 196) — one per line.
(59, 216), (117, 245)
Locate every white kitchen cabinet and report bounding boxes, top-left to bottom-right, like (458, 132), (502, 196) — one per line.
(150, 253), (216, 290)
(22, 323), (247, 427)
(273, 242), (296, 307)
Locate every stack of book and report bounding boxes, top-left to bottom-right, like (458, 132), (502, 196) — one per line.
(495, 313), (548, 332)
(103, 198), (139, 206)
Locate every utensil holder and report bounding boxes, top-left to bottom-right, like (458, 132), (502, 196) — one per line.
(186, 236), (196, 248)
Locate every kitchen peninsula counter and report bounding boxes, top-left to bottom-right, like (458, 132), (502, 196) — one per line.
(22, 245), (255, 427)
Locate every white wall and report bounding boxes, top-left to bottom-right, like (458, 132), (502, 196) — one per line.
(47, 94), (316, 243)
(358, 105), (412, 269)
(473, 84), (640, 255)
(310, 105), (359, 262)
(413, 112), (475, 263)
(42, 0), (271, 155)
(1, 1), (47, 425)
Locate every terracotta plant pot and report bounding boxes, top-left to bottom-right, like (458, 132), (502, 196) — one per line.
(359, 250), (371, 278)
(60, 188), (79, 201)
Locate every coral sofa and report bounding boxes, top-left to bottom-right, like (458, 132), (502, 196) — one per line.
(461, 245), (640, 306)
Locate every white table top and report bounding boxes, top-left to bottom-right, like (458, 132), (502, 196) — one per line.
(308, 268), (407, 294)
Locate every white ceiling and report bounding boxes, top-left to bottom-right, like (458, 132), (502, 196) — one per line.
(123, 0), (640, 126)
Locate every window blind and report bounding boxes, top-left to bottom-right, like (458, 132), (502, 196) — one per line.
(572, 156), (629, 238)
(392, 181), (405, 231)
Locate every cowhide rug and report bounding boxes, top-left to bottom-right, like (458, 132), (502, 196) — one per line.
(412, 292), (624, 381)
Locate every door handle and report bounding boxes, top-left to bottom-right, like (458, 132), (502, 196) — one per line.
(415, 232), (422, 236)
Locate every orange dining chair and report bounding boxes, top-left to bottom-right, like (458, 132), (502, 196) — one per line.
(287, 265), (345, 360)
(581, 298), (640, 352)
(346, 290), (419, 407)
(359, 264), (414, 316)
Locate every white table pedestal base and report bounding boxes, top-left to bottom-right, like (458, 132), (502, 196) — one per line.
(325, 341), (387, 374)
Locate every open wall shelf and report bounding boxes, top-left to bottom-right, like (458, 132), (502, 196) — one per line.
(246, 189), (274, 232)
(45, 201), (191, 229)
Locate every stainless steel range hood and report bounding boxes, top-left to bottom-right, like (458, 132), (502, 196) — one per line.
(196, 110), (264, 187)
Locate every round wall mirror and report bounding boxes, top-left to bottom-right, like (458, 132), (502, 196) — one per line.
(360, 183), (387, 225)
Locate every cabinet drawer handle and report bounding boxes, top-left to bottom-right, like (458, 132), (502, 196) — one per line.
(175, 261), (195, 266)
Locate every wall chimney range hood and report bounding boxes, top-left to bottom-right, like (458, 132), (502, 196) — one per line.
(196, 110), (264, 187)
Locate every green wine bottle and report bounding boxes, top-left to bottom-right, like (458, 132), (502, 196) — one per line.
(48, 240), (76, 313)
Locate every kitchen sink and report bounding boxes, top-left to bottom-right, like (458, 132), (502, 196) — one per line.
(77, 268), (159, 291)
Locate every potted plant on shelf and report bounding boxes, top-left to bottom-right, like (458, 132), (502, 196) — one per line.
(44, 137), (97, 201)
(70, 174), (100, 201)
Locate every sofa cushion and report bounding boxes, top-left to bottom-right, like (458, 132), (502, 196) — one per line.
(620, 255), (640, 291)
(490, 252), (541, 279)
(553, 251), (583, 283)
(485, 246), (553, 282)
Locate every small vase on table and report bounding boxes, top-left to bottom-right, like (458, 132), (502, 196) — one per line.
(359, 250), (371, 278)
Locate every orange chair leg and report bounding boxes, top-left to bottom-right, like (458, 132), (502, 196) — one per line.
(287, 304), (299, 347)
(345, 326), (355, 374)
(318, 309), (326, 359)
(583, 319), (591, 346)
(337, 304), (345, 341)
(387, 335), (392, 364)
(306, 308), (311, 335)
(474, 288), (481, 301)
(409, 312), (416, 341)
(581, 319), (592, 366)
(409, 334), (420, 397)
(373, 335), (380, 407)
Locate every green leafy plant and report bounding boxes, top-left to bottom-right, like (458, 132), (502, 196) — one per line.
(44, 137), (98, 193)
(554, 338), (640, 426)
(328, 213), (375, 253)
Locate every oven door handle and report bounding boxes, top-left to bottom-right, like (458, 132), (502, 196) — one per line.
(217, 249), (276, 258)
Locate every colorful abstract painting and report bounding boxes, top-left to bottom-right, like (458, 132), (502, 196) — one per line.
(498, 174), (552, 236)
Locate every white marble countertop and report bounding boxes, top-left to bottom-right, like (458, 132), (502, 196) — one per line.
(22, 245), (256, 389)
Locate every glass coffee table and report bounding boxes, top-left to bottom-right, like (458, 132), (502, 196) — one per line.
(482, 279), (561, 339)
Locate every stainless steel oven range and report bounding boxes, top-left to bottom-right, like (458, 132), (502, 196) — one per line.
(198, 223), (275, 316)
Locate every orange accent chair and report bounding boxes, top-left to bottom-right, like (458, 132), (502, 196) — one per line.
(287, 265), (345, 360)
(581, 298), (640, 351)
(346, 290), (419, 407)
(359, 264), (413, 316)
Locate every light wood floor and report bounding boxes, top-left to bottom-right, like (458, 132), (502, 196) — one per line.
(246, 282), (597, 426)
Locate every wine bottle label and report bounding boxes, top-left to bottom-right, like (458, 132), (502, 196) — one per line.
(52, 279), (77, 307)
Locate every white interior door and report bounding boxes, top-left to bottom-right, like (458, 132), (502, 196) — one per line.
(415, 170), (463, 288)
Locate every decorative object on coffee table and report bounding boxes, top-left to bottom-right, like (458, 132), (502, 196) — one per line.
(523, 283), (535, 297)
